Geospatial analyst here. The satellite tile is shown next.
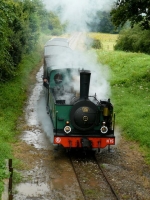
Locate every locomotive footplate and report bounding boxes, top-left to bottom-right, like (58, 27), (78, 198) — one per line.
(54, 136), (115, 149)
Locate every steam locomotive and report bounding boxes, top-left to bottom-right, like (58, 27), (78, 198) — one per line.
(43, 38), (115, 151)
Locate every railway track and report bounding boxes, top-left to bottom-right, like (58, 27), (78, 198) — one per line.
(69, 150), (119, 200)
(68, 32), (83, 50)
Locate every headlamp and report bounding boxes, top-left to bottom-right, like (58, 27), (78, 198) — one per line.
(100, 126), (108, 134)
(100, 122), (108, 134)
(64, 126), (71, 134)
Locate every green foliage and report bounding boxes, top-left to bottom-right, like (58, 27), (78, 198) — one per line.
(91, 39), (102, 49)
(0, 0), (64, 82)
(111, 0), (150, 30)
(96, 50), (150, 158)
(48, 12), (65, 35)
(98, 11), (119, 33)
(0, 40), (44, 197)
(0, 0), (16, 80)
(0, 0), (40, 80)
(88, 11), (118, 33)
(115, 25), (150, 54)
(0, 143), (11, 197)
(12, 171), (23, 184)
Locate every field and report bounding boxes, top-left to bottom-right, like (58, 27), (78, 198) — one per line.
(88, 32), (150, 162)
(88, 32), (118, 51)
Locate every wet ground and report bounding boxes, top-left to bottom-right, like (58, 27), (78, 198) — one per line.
(13, 67), (84, 200)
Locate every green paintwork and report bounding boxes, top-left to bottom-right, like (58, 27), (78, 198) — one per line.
(55, 105), (72, 129)
(46, 67), (114, 133)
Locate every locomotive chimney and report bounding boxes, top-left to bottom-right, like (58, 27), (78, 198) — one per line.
(80, 70), (91, 100)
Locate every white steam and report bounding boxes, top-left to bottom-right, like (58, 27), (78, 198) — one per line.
(42, 0), (115, 31)
(71, 49), (111, 100)
(42, 0), (115, 100)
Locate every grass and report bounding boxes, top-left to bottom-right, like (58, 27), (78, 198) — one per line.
(0, 34), (49, 198)
(96, 50), (150, 162)
(88, 33), (150, 162)
(88, 32), (150, 162)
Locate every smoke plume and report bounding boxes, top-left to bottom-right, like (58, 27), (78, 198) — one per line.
(42, 0), (115, 100)
(42, 0), (115, 31)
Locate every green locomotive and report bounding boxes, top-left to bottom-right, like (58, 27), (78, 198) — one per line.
(43, 38), (115, 151)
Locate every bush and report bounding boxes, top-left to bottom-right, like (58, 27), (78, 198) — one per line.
(92, 39), (102, 49)
(115, 25), (150, 54)
(0, 0), (64, 82)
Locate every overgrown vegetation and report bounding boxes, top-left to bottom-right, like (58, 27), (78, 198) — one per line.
(111, 0), (150, 30)
(114, 25), (150, 54)
(96, 49), (150, 162)
(0, 41), (45, 198)
(85, 37), (102, 50)
(0, 0), (65, 82)
(91, 39), (102, 49)
(110, 0), (150, 55)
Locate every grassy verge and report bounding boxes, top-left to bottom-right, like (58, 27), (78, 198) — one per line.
(96, 50), (150, 162)
(0, 34), (50, 198)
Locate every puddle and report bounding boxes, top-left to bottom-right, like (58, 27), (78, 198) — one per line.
(15, 182), (50, 196)
(20, 66), (54, 149)
(25, 68), (43, 127)
(21, 129), (51, 149)
(14, 66), (55, 199)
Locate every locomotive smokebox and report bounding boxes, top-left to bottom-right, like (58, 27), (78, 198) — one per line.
(80, 70), (91, 100)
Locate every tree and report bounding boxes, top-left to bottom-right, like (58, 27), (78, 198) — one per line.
(0, 0), (17, 80)
(98, 11), (119, 33)
(0, 0), (65, 81)
(111, 0), (150, 30)
(48, 12), (65, 35)
(114, 25), (150, 54)
(88, 11), (118, 33)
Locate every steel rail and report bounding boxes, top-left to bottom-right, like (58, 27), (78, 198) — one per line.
(69, 154), (87, 200)
(94, 154), (120, 200)
(69, 151), (120, 200)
